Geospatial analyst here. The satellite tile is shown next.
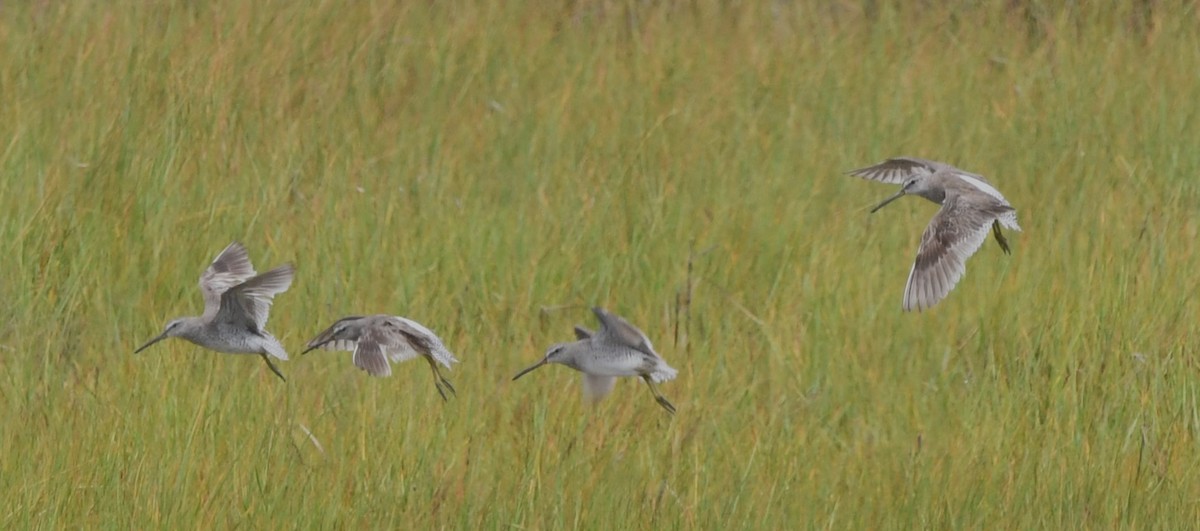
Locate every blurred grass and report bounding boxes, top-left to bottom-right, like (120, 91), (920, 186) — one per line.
(2, 0), (1200, 528)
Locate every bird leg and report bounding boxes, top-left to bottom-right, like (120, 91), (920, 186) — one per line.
(259, 353), (287, 382)
(426, 357), (456, 402)
(992, 221), (1011, 255)
(641, 375), (677, 415)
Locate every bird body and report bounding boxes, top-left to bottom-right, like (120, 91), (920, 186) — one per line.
(548, 340), (676, 381)
(302, 314), (459, 400)
(171, 319), (288, 359)
(135, 242), (294, 381)
(513, 307), (678, 414)
(848, 157), (1021, 312)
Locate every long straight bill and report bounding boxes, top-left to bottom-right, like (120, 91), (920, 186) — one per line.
(870, 190), (906, 213)
(300, 339), (333, 356)
(511, 359), (548, 381)
(134, 332), (168, 354)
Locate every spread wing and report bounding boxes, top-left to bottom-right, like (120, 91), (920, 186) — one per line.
(215, 264), (294, 330)
(353, 340), (392, 377)
(376, 316), (459, 369)
(847, 157), (944, 184)
(573, 324), (613, 403)
(303, 316), (393, 377)
(200, 242), (257, 318)
(848, 157), (995, 186)
(590, 307), (659, 359)
(902, 195), (1013, 312)
(582, 374), (617, 403)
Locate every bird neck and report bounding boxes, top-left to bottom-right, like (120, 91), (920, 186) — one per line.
(552, 341), (589, 370)
(912, 188), (945, 205)
(171, 316), (205, 340)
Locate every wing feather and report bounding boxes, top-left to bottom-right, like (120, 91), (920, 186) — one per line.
(848, 157), (999, 188)
(573, 326), (593, 340)
(216, 264), (294, 329)
(591, 307), (660, 359)
(377, 316), (459, 369)
(199, 242), (257, 318)
(846, 157), (943, 184)
(582, 374), (617, 404)
(902, 195), (1012, 312)
(353, 341), (392, 377)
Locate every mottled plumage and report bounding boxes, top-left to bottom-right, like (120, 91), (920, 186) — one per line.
(135, 241), (294, 381)
(848, 157), (1021, 312)
(513, 307), (678, 414)
(302, 314), (459, 400)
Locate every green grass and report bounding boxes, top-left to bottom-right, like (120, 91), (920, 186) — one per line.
(2, 0), (1200, 528)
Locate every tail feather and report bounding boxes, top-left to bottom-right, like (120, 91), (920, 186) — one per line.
(650, 363), (678, 383)
(429, 345), (458, 369)
(998, 210), (1022, 231)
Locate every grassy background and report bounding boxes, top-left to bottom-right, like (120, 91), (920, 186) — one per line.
(2, 0), (1199, 528)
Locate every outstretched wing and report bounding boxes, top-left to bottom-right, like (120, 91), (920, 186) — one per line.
(377, 316), (459, 369)
(846, 157), (946, 184)
(591, 307), (659, 359)
(353, 340), (392, 377)
(582, 374), (617, 403)
(902, 195), (1014, 312)
(850, 157), (1013, 206)
(200, 242), (257, 318)
(848, 157), (998, 186)
(216, 264), (294, 330)
(303, 315), (393, 376)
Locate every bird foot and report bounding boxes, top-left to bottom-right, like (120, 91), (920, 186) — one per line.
(260, 353), (287, 382)
(992, 222), (1012, 255)
(656, 395), (677, 415)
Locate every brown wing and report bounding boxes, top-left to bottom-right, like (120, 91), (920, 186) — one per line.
(582, 374), (617, 403)
(375, 316), (459, 369)
(199, 242), (257, 318)
(848, 157), (997, 186)
(847, 157), (943, 184)
(591, 307), (659, 359)
(215, 264), (294, 329)
(353, 340), (392, 377)
(902, 195), (1014, 312)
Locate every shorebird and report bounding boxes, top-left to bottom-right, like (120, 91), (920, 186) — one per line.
(135, 241), (294, 381)
(301, 315), (459, 401)
(513, 307), (678, 414)
(848, 157), (1022, 312)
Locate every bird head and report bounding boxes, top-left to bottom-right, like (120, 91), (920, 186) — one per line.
(512, 343), (570, 381)
(134, 317), (190, 353)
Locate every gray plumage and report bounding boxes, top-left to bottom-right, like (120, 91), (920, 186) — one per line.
(848, 157), (1022, 312)
(302, 314), (459, 401)
(135, 241), (294, 381)
(513, 307), (678, 414)
(570, 325), (618, 404)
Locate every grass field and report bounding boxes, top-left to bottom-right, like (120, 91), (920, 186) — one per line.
(2, 1), (1200, 528)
